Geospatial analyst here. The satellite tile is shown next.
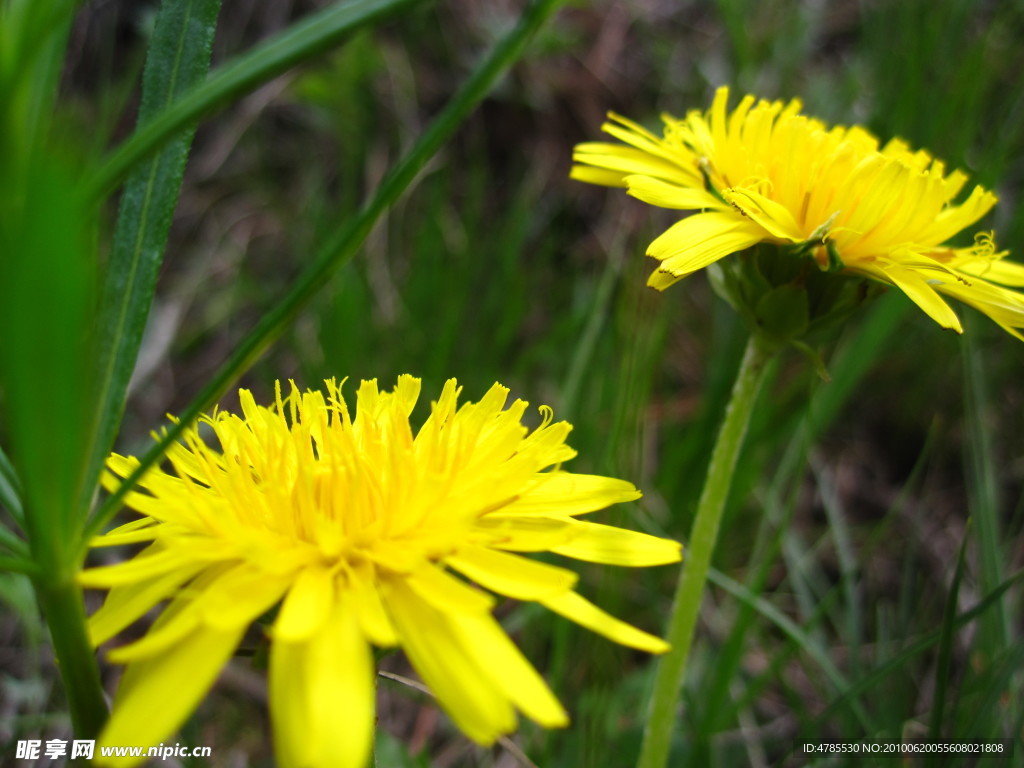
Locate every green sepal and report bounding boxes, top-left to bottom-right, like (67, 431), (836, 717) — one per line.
(708, 243), (881, 354)
(825, 239), (845, 272)
(788, 339), (831, 381)
(755, 283), (810, 342)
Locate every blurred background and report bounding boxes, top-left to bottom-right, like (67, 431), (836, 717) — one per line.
(3, 0), (1023, 765)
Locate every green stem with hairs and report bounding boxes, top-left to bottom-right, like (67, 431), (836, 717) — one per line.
(31, 530), (108, 738)
(638, 332), (774, 768)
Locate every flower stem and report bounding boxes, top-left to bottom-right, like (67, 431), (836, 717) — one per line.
(34, 571), (108, 739)
(638, 332), (774, 768)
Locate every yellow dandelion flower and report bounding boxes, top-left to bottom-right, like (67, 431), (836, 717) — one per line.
(572, 85), (1024, 339)
(80, 376), (681, 768)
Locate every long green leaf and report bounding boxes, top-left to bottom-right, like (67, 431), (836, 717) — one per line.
(0, 157), (95, 562)
(86, 0), (425, 201)
(81, 0), (221, 516)
(0, 2), (79, 549)
(0, 155), (109, 737)
(84, 0), (568, 543)
(0, 0), (111, 739)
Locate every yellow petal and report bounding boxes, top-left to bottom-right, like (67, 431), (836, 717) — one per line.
(347, 562), (398, 646)
(874, 261), (963, 332)
(106, 594), (200, 664)
(273, 564), (335, 643)
(954, 255), (1024, 287)
(95, 623), (244, 767)
(472, 513), (576, 551)
(625, 175), (724, 211)
(646, 212), (765, 284)
(572, 143), (695, 186)
(271, 600), (375, 768)
(385, 578), (515, 744)
(268, 639), (311, 768)
(88, 559), (205, 646)
(602, 112), (690, 166)
(405, 563), (495, 615)
(541, 590), (669, 654)
(647, 268), (684, 291)
(89, 516), (160, 547)
(105, 453), (141, 480)
(551, 521), (682, 567)
(936, 278), (1024, 331)
(448, 610), (568, 728)
(928, 185), (997, 244)
(79, 544), (191, 588)
(198, 564), (293, 631)
(502, 472), (640, 517)
(109, 563), (285, 662)
(722, 187), (805, 241)
(392, 374), (422, 417)
(569, 164), (631, 188)
(445, 545), (578, 600)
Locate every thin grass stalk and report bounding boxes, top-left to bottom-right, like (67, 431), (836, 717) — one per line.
(697, 472), (800, 734)
(927, 521), (970, 751)
(0, 445), (25, 528)
(813, 457), (862, 676)
(638, 332), (774, 768)
(0, 525), (29, 557)
(561, 244), (622, 418)
(810, 567), (1024, 731)
(962, 327), (1010, 649)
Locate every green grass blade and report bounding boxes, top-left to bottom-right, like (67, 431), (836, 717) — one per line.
(706, 567), (874, 732)
(928, 521), (970, 748)
(697, 447), (812, 736)
(962, 643), (1024, 741)
(0, 555), (37, 575)
(0, 444), (25, 527)
(81, 0), (221, 514)
(962, 324), (1009, 648)
(0, 528), (29, 559)
(561, 244), (622, 418)
(811, 567), (1024, 730)
(86, 0), (426, 201)
(0, 0), (76, 178)
(84, 0), (569, 542)
(813, 457), (862, 676)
